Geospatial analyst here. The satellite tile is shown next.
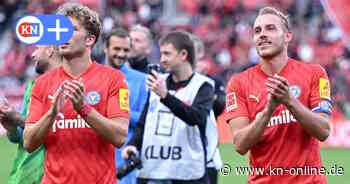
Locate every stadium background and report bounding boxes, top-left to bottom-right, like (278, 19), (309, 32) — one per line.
(0, 0), (349, 183)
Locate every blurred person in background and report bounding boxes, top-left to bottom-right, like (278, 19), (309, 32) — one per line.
(193, 34), (226, 118)
(104, 27), (148, 184)
(223, 7), (331, 184)
(128, 24), (153, 73)
(0, 45), (61, 184)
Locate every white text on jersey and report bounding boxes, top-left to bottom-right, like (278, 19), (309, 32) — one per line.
(256, 109), (297, 127)
(52, 113), (91, 132)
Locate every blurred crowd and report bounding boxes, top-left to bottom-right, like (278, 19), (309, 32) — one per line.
(0, 0), (349, 118)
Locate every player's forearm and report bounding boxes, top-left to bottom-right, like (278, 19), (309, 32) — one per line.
(83, 109), (129, 148)
(233, 109), (273, 155)
(161, 93), (209, 126)
(286, 98), (330, 141)
(24, 110), (56, 153)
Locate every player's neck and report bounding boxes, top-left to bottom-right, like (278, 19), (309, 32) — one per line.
(62, 52), (92, 77)
(259, 52), (289, 76)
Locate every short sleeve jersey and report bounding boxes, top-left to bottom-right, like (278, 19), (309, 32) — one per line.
(26, 63), (129, 184)
(223, 59), (331, 184)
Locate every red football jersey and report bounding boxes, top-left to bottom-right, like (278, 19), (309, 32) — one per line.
(26, 62), (129, 184)
(223, 59), (331, 183)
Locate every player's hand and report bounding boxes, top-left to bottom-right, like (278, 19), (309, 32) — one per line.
(0, 95), (15, 130)
(147, 71), (167, 99)
(49, 83), (66, 116)
(266, 93), (278, 113)
(0, 104), (18, 126)
(266, 74), (293, 105)
(0, 120), (17, 132)
(0, 106), (17, 131)
(122, 145), (138, 160)
(64, 79), (85, 112)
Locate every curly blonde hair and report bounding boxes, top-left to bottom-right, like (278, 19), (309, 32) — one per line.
(57, 3), (101, 45)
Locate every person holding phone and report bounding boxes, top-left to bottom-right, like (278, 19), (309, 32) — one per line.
(123, 31), (215, 184)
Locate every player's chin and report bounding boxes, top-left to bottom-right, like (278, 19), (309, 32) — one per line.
(112, 60), (123, 67)
(58, 48), (72, 55)
(258, 49), (277, 58)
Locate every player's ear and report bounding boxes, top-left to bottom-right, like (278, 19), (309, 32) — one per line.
(179, 49), (188, 62)
(285, 32), (293, 43)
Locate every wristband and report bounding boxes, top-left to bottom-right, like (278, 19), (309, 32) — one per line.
(78, 104), (93, 117)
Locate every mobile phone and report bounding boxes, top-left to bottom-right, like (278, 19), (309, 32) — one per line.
(147, 64), (160, 74)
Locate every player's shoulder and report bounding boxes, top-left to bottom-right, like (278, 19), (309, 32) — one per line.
(308, 63), (327, 75)
(289, 59), (327, 75)
(227, 65), (259, 85)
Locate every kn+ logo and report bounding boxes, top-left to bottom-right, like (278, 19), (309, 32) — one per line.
(15, 15), (73, 45)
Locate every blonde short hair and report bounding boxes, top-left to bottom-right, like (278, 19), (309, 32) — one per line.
(258, 7), (291, 32)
